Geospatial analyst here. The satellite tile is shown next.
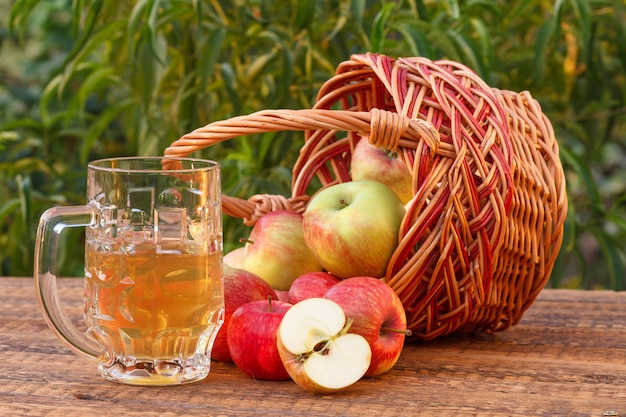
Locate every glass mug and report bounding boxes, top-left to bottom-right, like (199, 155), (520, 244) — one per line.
(34, 157), (224, 386)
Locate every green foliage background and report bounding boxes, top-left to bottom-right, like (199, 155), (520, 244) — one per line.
(1, 0), (625, 289)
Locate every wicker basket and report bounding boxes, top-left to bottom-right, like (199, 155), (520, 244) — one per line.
(164, 53), (568, 341)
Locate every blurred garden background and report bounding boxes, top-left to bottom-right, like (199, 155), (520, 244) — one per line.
(1, 0), (625, 289)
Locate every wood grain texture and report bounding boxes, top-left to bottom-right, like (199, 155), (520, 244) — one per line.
(1, 277), (624, 417)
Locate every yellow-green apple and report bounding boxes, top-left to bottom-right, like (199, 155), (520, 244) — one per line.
(227, 298), (293, 381)
(302, 180), (406, 279)
(243, 210), (324, 291)
(211, 266), (278, 363)
(288, 271), (341, 304)
(223, 247), (245, 269)
(276, 297), (371, 394)
(350, 138), (413, 204)
(324, 276), (410, 377)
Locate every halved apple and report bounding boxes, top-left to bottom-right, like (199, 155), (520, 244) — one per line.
(276, 297), (372, 394)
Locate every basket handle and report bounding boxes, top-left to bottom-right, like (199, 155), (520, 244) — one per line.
(164, 108), (440, 225)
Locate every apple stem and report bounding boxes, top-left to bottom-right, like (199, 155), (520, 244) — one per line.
(239, 238), (254, 244)
(380, 327), (413, 337)
(267, 295), (273, 312)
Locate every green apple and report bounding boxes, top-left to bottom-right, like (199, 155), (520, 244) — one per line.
(302, 180), (406, 279)
(350, 138), (413, 204)
(242, 210), (324, 291)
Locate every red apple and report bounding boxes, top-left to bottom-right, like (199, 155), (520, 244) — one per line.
(227, 298), (293, 381)
(324, 276), (410, 376)
(243, 210), (324, 290)
(302, 180), (405, 279)
(288, 271), (341, 304)
(211, 265), (278, 363)
(350, 137), (413, 204)
(277, 297), (371, 394)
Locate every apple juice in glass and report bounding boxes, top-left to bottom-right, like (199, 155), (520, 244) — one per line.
(34, 157), (224, 386)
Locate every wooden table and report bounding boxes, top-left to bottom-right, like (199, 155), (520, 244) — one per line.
(1, 277), (625, 416)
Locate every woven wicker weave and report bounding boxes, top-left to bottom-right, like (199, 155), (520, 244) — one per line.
(164, 53), (568, 341)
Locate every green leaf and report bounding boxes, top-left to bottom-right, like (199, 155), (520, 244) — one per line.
(1, 117), (44, 132)
(590, 226), (625, 290)
(351, 0), (366, 30)
(219, 63), (241, 115)
(59, 20), (126, 95)
(80, 98), (136, 163)
(507, 0), (534, 20)
(145, 0), (166, 66)
(570, 0), (592, 59)
(127, 0), (149, 59)
(323, 0), (352, 44)
(10, 157), (52, 176)
(39, 74), (64, 126)
(169, 71), (198, 130)
(428, 27), (462, 61)
(245, 47), (279, 84)
(71, 0), (83, 39)
(606, 211), (626, 235)
(606, 193), (626, 233)
(294, 0), (317, 31)
(396, 23), (432, 57)
(0, 199), (21, 226)
(414, 0), (429, 20)
(16, 174), (31, 243)
(552, 0), (566, 43)
(135, 33), (168, 112)
(559, 146), (604, 216)
(198, 27), (226, 92)
(76, 66), (118, 119)
(65, 0), (104, 68)
(468, 17), (494, 74)
(446, 29), (485, 77)
(8, 0), (40, 40)
(531, 20), (554, 84)
(274, 45), (295, 104)
(371, 3), (396, 53)
(257, 131), (277, 164)
(443, 0), (460, 19)
(561, 209), (577, 253)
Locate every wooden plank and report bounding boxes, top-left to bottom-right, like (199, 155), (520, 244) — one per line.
(1, 277), (625, 416)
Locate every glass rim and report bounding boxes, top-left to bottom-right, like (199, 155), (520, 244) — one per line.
(88, 156), (219, 174)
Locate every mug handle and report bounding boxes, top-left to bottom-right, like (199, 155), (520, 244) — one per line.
(34, 204), (100, 360)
